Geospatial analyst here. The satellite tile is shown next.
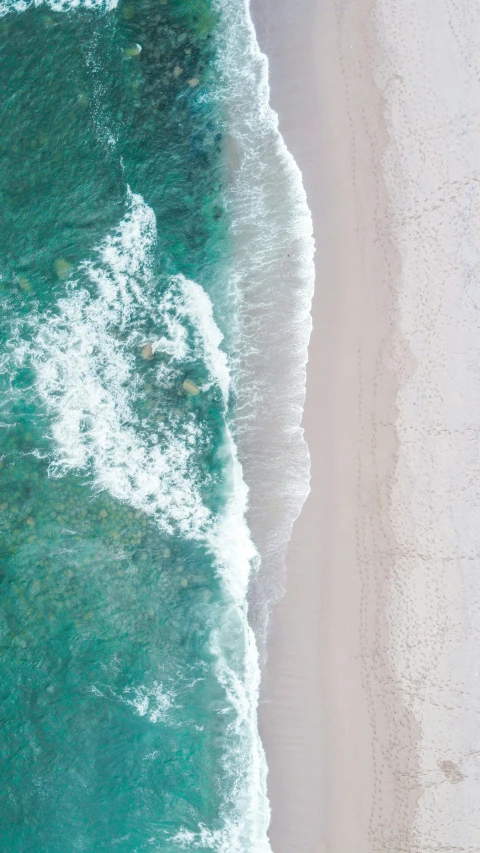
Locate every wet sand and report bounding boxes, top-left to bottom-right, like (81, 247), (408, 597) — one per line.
(251, 0), (420, 851)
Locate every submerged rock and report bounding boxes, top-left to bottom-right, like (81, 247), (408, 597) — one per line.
(182, 378), (201, 395)
(125, 45), (142, 58)
(18, 277), (31, 293)
(141, 343), (154, 360)
(54, 258), (72, 280)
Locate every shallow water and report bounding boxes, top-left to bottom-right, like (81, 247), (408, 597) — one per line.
(0, 1), (314, 850)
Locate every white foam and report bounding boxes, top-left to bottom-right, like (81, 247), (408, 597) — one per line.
(24, 191), (230, 540)
(171, 621), (271, 853)
(152, 277), (230, 401)
(23, 189), (270, 849)
(123, 682), (175, 724)
(211, 0), (315, 647)
(0, 0), (117, 16)
(206, 425), (258, 603)
(168, 0), (316, 845)
(181, 280), (230, 402)
(167, 0), (315, 849)
(90, 681), (176, 725)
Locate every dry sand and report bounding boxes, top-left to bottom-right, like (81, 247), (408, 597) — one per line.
(251, 0), (420, 851)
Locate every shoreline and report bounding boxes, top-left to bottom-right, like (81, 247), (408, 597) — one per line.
(251, 0), (420, 850)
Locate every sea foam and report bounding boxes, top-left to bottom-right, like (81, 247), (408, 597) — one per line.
(15, 187), (270, 851)
(213, 0), (316, 647)
(22, 192), (225, 539)
(168, 0), (316, 849)
(0, 0), (117, 16)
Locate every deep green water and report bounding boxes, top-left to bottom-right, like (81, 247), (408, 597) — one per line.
(0, 2), (254, 850)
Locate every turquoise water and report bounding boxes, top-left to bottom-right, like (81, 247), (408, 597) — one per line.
(0, 0), (315, 850)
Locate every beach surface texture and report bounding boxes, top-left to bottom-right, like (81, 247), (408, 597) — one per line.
(253, 0), (480, 851)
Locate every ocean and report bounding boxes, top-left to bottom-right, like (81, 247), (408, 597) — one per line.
(0, 1), (314, 851)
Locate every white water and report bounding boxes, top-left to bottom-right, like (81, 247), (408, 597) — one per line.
(9, 188), (271, 852)
(22, 194), (212, 538)
(192, 2), (316, 850)
(173, 621), (271, 853)
(212, 0), (315, 651)
(0, 0), (117, 16)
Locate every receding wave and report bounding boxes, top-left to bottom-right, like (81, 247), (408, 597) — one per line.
(213, 0), (316, 648)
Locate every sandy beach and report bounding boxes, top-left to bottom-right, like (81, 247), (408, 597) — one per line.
(251, 0), (416, 850)
(253, 0), (480, 849)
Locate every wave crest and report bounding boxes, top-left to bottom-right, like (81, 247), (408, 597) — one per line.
(0, 0), (117, 17)
(24, 192), (228, 539)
